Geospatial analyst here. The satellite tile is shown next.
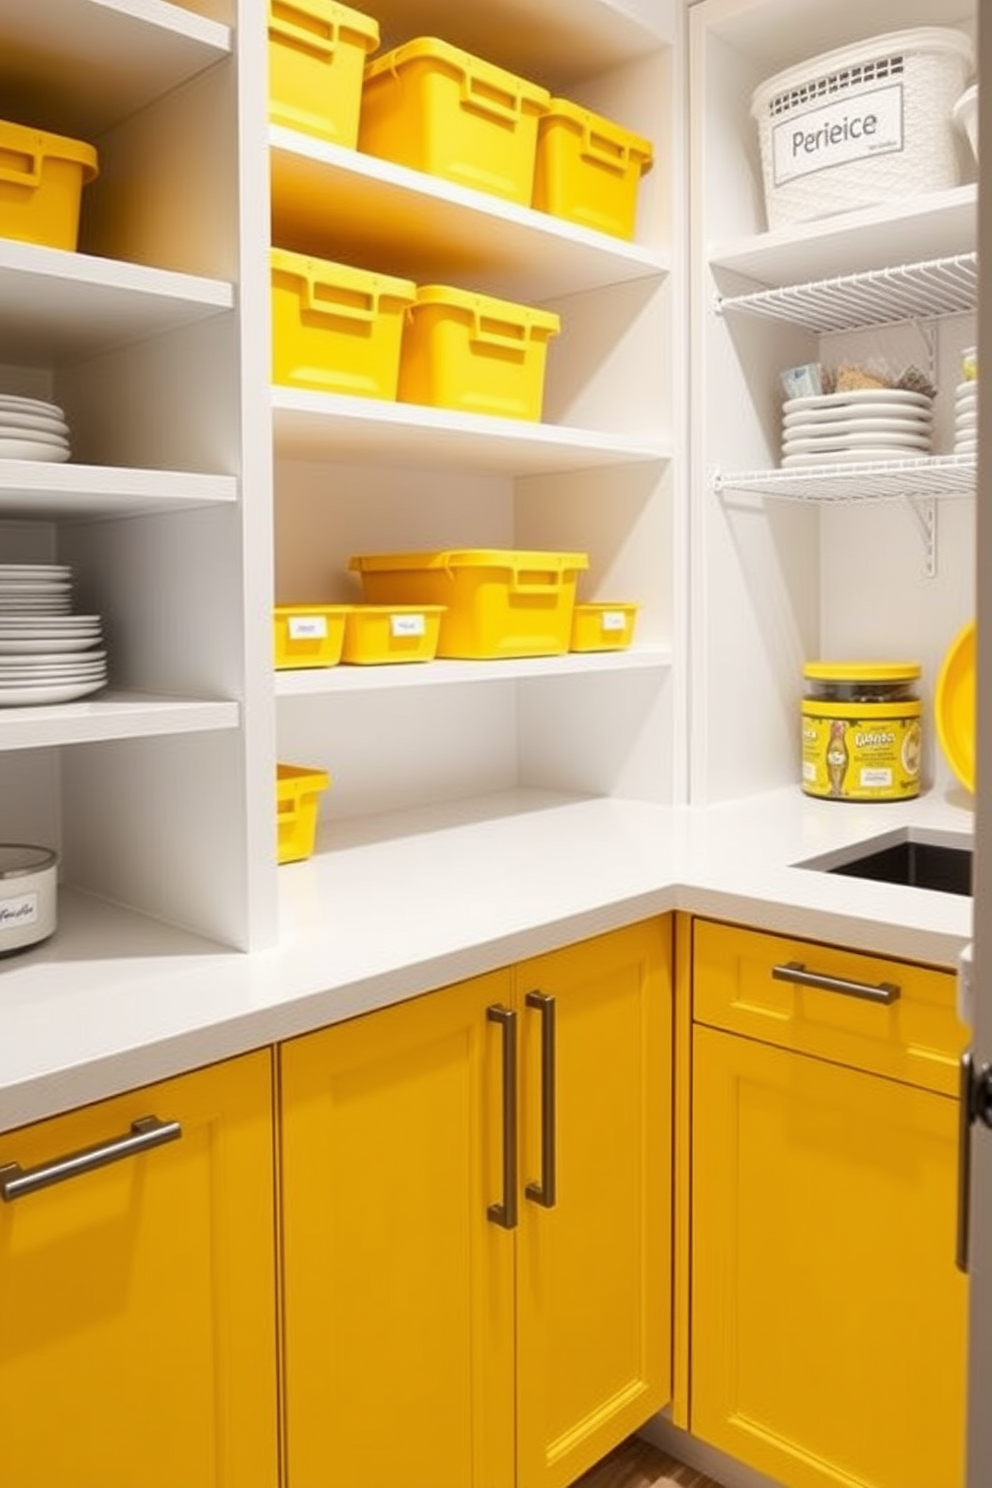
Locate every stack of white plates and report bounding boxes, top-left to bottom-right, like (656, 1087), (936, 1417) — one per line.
(0, 395), (71, 463)
(0, 566), (106, 705)
(954, 380), (978, 456)
(781, 389), (934, 468)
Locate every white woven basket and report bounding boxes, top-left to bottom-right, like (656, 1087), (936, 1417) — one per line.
(751, 28), (974, 230)
(954, 84), (978, 164)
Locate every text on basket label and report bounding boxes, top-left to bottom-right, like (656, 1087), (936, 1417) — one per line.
(771, 82), (904, 186)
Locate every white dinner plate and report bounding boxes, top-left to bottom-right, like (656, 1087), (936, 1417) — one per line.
(0, 616), (99, 629)
(0, 396), (65, 417)
(0, 648), (106, 667)
(781, 449), (936, 468)
(782, 413), (934, 437)
(0, 661), (106, 678)
(0, 565), (72, 577)
(782, 432), (932, 454)
(0, 439), (71, 462)
(0, 580), (72, 593)
(956, 381), (980, 399)
(784, 389), (933, 414)
(0, 679), (107, 706)
(0, 636), (101, 654)
(955, 411), (978, 430)
(0, 412), (71, 436)
(955, 440), (979, 454)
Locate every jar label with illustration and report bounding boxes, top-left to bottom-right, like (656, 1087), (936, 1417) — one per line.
(802, 711), (922, 800)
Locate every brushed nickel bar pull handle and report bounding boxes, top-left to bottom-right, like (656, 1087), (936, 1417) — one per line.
(958, 1051), (975, 1273)
(0, 1116), (182, 1202)
(487, 1005), (518, 1230)
(771, 960), (900, 1005)
(525, 990), (557, 1209)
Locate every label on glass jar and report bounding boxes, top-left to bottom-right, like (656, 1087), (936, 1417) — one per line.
(801, 707), (922, 801)
(0, 892), (39, 930)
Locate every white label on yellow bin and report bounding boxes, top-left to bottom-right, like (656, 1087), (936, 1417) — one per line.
(601, 611), (627, 632)
(390, 613), (426, 637)
(771, 82), (904, 186)
(288, 616), (328, 639)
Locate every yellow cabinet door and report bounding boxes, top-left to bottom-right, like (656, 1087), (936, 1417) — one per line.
(515, 919), (673, 1488)
(691, 1023), (967, 1488)
(279, 970), (516, 1488)
(0, 1050), (279, 1488)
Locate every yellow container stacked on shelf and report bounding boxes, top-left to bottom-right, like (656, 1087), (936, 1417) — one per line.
(398, 285), (560, 421)
(532, 99), (653, 240)
(570, 602), (638, 652)
(271, 248), (416, 397)
(268, 0), (380, 145)
(0, 120), (98, 250)
(359, 37), (550, 204)
(274, 604), (351, 668)
(341, 605), (446, 663)
(277, 764), (330, 863)
(349, 549), (588, 659)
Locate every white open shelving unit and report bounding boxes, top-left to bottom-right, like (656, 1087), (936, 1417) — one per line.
(689, 0), (979, 806)
(270, 0), (685, 848)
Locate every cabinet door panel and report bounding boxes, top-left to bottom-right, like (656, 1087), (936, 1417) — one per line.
(0, 1051), (278, 1488)
(515, 919), (672, 1488)
(279, 972), (515, 1488)
(691, 1023), (967, 1488)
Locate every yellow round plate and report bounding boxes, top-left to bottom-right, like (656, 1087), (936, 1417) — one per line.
(935, 620), (976, 793)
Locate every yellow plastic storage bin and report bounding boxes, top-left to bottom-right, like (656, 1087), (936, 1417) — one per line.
(274, 604), (350, 668)
(268, 0), (380, 145)
(271, 248), (416, 397)
(349, 549), (589, 659)
(533, 99), (653, 240)
(341, 604), (446, 663)
(0, 119), (98, 251)
(398, 285), (560, 421)
(359, 37), (550, 204)
(570, 602), (638, 652)
(277, 763), (330, 863)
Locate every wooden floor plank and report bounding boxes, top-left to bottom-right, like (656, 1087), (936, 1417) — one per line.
(570, 1435), (725, 1488)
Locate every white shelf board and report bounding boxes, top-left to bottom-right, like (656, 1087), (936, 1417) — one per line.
(0, 692), (239, 752)
(270, 131), (668, 301)
(0, 241), (233, 367)
(272, 390), (669, 476)
(361, 0), (669, 86)
(0, 464), (237, 520)
(275, 645), (673, 696)
(709, 188), (977, 291)
(0, 0), (230, 138)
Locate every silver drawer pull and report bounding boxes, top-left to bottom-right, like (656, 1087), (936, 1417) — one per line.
(772, 961), (900, 1005)
(0, 1116), (182, 1202)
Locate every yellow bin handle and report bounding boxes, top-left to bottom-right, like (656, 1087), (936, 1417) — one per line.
(459, 74), (526, 125)
(301, 270), (377, 324)
(506, 558), (569, 596)
(468, 312), (530, 357)
(269, 4), (343, 60)
(0, 145), (42, 190)
(579, 125), (632, 177)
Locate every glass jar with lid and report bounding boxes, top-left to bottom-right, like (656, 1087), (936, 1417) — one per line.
(801, 662), (922, 801)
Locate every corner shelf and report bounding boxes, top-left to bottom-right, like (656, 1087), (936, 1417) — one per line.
(714, 455), (977, 504)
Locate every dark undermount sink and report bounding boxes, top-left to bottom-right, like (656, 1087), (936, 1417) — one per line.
(797, 831), (973, 898)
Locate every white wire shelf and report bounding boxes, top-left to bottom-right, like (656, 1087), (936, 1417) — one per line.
(715, 252), (978, 334)
(715, 454), (977, 503)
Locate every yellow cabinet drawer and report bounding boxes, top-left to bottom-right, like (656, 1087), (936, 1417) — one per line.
(692, 918), (966, 1096)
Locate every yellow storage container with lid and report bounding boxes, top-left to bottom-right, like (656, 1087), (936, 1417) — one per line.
(532, 99), (653, 240)
(268, 0), (380, 146)
(349, 548), (588, 659)
(271, 248), (416, 398)
(801, 662), (922, 801)
(398, 285), (560, 421)
(359, 37), (550, 204)
(0, 119), (98, 251)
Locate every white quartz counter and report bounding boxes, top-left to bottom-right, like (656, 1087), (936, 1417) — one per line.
(0, 784), (975, 1132)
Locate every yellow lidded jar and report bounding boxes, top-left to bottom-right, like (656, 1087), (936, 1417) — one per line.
(801, 662), (922, 801)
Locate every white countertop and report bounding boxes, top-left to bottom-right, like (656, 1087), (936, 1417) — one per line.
(0, 784), (975, 1133)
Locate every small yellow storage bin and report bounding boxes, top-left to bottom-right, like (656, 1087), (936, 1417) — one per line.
(277, 763), (330, 864)
(359, 37), (550, 204)
(268, 0), (380, 146)
(350, 549), (589, 659)
(271, 248), (416, 398)
(341, 604), (445, 663)
(570, 602), (638, 652)
(398, 285), (560, 421)
(0, 119), (98, 251)
(274, 604), (350, 668)
(533, 99), (653, 240)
